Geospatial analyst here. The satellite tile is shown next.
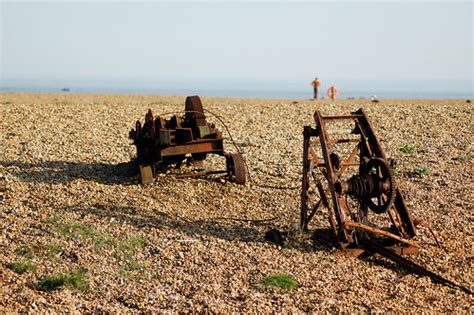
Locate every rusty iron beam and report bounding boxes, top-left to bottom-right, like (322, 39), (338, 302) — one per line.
(344, 221), (419, 248)
(321, 114), (363, 120)
(354, 108), (416, 237)
(314, 111), (350, 242)
(327, 138), (360, 144)
(300, 126), (313, 230)
(161, 140), (224, 157)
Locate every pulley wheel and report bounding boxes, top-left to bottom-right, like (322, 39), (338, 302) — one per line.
(185, 96), (206, 127)
(362, 158), (396, 214)
(227, 153), (246, 185)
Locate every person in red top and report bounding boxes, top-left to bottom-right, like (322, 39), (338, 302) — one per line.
(311, 77), (321, 99)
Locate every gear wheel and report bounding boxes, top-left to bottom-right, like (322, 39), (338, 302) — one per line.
(362, 158), (396, 214)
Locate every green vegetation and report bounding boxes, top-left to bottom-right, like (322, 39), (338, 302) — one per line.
(9, 261), (37, 274)
(400, 144), (416, 154)
(60, 222), (94, 238)
(44, 216), (147, 279)
(125, 259), (145, 272)
(414, 167), (429, 176)
(46, 243), (64, 257)
(453, 155), (471, 161)
(46, 215), (115, 247)
(37, 275), (65, 291)
(119, 237), (147, 277)
(119, 260), (146, 280)
(46, 216), (148, 252)
(92, 234), (117, 248)
(15, 242), (64, 259)
(37, 269), (88, 292)
(15, 245), (35, 259)
(260, 273), (298, 290)
(119, 236), (146, 256)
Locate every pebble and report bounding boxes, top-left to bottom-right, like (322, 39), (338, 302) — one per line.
(0, 94), (472, 312)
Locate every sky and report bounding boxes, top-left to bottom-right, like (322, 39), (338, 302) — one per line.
(0, 1), (473, 96)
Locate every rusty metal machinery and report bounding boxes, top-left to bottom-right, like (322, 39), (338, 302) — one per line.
(301, 108), (418, 255)
(300, 108), (472, 294)
(129, 95), (246, 185)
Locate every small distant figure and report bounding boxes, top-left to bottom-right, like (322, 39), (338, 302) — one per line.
(371, 95), (379, 103)
(311, 77), (321, 99)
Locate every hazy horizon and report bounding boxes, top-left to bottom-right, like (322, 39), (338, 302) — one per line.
(2, 77), (471, 99)
(1, 1), (472, 98)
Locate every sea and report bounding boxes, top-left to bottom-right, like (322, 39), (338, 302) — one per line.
(1, 80), (472, 100)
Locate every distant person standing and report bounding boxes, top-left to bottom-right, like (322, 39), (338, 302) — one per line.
(311, 77), (321, 99)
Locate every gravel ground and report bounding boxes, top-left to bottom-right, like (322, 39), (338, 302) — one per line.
(0, 93), (473, 312)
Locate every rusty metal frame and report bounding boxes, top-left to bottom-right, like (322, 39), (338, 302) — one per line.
(160, 138), (224, 157)
(300, 109), (473, 294)
(301, 108), (417, 251)
(129, 96), (246, 185)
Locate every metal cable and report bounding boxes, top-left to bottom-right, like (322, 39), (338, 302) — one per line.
(147, 108), (298, 190)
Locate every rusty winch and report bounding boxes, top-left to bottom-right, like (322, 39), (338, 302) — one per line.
(300, 108), (417, 255)
(129, 95), (246, 185)
(299, 108), (471, 294)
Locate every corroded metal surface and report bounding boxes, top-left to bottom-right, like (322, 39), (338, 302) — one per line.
(301, 108), (471, 294)
(129, 95), (245, 185)
(300, 109), (416, 248)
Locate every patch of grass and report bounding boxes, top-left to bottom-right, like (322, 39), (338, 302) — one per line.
(63, 223), (94, 238)
(46, 215), (115, 247)
(119, 236), (146, 256)
(93, 234), (117, 248)
(125, 259), (145, 272)
(400, 144), (416, 154)
(9, 261), (37, 274)
(260, 273), (298, 290)
(45, 217), (148, 276)
(15, 245), (35, 259)
(37, 275), (65, 291)
(46, 243), (64, 257)
(52, 219), (97, 241)
(3, 100), (13, 105)
(453, 155), (471, 161)
(120, 259), (146, 280)
(117, 237), (147, 278)
(15, 243), (65, 259)
(37, 269), (88, 292)
(63, 269), (89, 291)
(414, 166), (429, 176)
